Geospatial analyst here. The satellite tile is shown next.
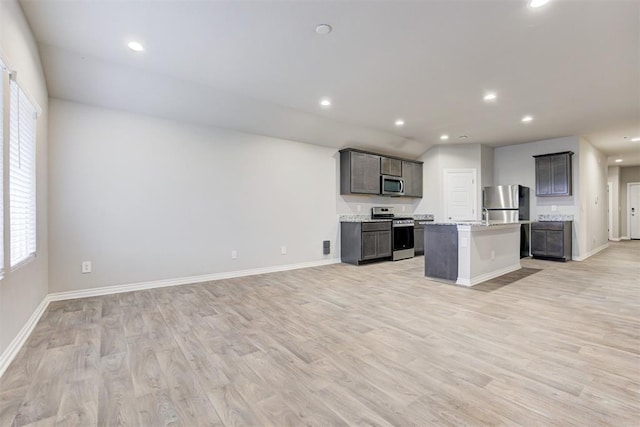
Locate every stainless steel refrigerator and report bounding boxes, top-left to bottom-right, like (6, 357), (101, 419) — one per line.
(483, 185), (530, 257)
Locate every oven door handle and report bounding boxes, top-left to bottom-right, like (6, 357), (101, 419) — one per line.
(393, 223), (414, 228)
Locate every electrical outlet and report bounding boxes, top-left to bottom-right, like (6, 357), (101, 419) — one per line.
(552, 205), (557, 212)
(491, 250), (495, 260)
(81, 261), (92, 274)
(281, 246), (287, 255)
(231, 250), (237, 259)
(401, 205), (405, 212)
(356, 205), (361, 212)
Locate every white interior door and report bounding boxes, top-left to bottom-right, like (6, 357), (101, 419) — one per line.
(444, 169), (477, 221)
(629, 183), (640, 239)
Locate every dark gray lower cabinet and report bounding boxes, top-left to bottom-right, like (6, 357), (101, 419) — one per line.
(414, 225), (424, 255)
(413, 220), (433, 255)
(341, 221), (392, 265)
(531, 221), (572, 261)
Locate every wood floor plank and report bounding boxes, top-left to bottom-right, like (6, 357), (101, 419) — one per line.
(54, 378), (99, 426)
(97, 353), (137, 427)
(206, 384), (262, 427)
(136, 389), (183, 426)
(0, 386), (27, 427)
(126, 338), (168, 397)
(0, 240), (637, 426)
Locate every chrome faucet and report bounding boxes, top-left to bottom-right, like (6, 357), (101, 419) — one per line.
(482, 208), (489, 225)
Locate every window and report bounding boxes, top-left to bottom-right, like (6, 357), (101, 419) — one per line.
(9, 77), (37, 268)
(0, 61), (4, 275)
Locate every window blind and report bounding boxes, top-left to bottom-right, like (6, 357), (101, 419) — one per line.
(9, 79), (36, 268)
(0, 62), (5, 275)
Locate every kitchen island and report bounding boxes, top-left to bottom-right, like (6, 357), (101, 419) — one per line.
(424, 222), (521, 286)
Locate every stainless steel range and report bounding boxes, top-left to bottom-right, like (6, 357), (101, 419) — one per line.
(371, 207), (415, 261)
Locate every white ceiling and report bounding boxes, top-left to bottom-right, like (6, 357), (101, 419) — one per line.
(20, 0), (640, 164)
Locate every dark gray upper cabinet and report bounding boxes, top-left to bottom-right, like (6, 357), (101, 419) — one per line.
(381, 157), (402, 177)
(402, 160), (423, 198)
(340, 148), (423, 198)
(534, 151), (573, 197)
(340, 150), (381, 195)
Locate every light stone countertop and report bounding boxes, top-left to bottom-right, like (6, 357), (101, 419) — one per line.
(339, 214), (435, 222)
(537, 214), (574, 221)
(427, 221), (522, 229)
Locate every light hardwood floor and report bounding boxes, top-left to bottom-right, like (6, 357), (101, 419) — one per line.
(1, 241), (639, 426)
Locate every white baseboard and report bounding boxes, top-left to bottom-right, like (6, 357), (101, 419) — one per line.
(0, 295), (51, 378)
(456, 263), (521, 287)
(47, 258), (340, 302)
(608, 237), (621, 242)
(1, 257), (340, 378)
(574, 243), (609, 261)
(620, 236), (630, 241)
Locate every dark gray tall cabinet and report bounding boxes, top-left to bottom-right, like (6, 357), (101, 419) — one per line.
(531, 221), (572, 261)
(340, 150), (381, 195)
(534, 151), (573, 197)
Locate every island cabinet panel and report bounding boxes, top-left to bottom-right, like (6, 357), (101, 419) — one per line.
(531, 221), (572, 261)
(402, 161), (423, 198)
(424, 225), (458, 281)
(340, 150), (381, 195)
(534, 151), (573, 197)
(340, 221), (392, 265)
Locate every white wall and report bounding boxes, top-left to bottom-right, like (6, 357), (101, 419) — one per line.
(415, 144), (486, 221)
(494, 136), (582, 257)
(579, 138), (608, 256)
(619, 166), (640, 238)
(48, 100), (339, 293)
(608, 166), (621, 239)
(0, 0), (49, 358)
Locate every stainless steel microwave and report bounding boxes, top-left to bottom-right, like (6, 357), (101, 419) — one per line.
(381, 175), (405, 196)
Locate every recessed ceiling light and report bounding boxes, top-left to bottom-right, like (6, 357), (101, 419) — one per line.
(529, 0), (551, 8)
(631, 137), (640, 142)
(522, 115), (533, 123)
(459, 135), (468, 139)
(440, 134), (449, 141)
(615, 158), (623, 163)
(315, 24), (332, 35)
(395, 119), (405, 127)
(127, 41), (144, 52)
(483, 93), (497, 101)
(319, 98), (331, 107)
